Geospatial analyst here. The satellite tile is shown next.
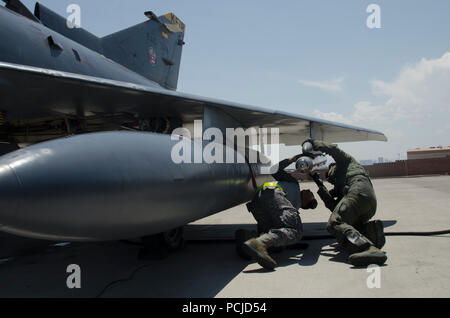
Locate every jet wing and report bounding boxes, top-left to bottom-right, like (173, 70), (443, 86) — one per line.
(0, 62), (387, 145)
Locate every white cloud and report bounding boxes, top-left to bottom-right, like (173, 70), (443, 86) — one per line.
(312, 110), (352, 125)
(298, 77), (344, 92)
(313, 52), (450, 160)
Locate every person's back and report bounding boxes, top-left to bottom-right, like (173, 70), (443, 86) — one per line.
(313, 141), (370, 196)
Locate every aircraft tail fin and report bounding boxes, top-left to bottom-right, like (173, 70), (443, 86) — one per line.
(35, 3), (185, 90)
(102, 12), (186, 90)
(2, 0), (40, 22)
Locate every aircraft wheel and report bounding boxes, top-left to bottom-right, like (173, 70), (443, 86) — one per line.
(138, 227), (184, 260)
(162, 227), (184, 251)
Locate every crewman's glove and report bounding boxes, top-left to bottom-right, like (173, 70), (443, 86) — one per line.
(290, 153), (303, 163)
(310, 172), (324, 187)
(312, 140), (328, 150)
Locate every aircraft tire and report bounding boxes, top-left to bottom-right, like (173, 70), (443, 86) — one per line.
(162, 227), (184, 251)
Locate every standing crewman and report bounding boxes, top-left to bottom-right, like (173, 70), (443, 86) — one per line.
(305, 139), (387, 267)
(240, 154), (318, 270)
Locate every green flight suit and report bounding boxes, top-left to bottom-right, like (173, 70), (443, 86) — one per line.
(312, 140), (377, 254)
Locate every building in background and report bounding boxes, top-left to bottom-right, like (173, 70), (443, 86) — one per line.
(407, 146), (450, 160)
(293, 146), (450, 180)
(359, 159), (374, 166)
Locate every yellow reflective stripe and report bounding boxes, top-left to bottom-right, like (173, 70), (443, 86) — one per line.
(256, 182), (284, 193)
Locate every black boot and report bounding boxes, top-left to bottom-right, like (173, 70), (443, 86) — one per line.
(361, 220), (386, 249)
(235, 229), (257, 260)
(243, 237), (277, 270)
(349, 245), (387, 267)
(340, 229), (372, 255)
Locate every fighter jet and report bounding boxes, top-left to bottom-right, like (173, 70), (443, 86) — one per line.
(0, 1), (386, 248)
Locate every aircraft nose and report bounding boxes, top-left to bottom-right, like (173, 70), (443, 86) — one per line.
(0, 163), (21, 228)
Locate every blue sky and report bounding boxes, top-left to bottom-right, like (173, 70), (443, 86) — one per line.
(20, 0), (450, 161)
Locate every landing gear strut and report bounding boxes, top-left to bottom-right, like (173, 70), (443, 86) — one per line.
(138, 227), (185, 260)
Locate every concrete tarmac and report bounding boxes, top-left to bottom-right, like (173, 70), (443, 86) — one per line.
(0, 175), (449, 298)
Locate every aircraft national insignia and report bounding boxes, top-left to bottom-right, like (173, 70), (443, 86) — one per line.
(148, 47), (156, 65)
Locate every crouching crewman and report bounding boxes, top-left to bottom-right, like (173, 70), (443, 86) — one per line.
(306, 139), (387, 267)
(240, 154), (318, 270)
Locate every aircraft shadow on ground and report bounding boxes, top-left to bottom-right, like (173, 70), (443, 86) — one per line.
(276, 220), (396, 269)
(0, 233), (249, 298)
(187, 220), (396, 273)
(0, 220), (396, 297)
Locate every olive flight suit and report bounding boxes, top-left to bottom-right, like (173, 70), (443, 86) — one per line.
(312, 140), (380, 255)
